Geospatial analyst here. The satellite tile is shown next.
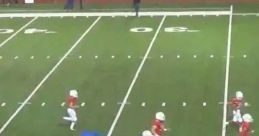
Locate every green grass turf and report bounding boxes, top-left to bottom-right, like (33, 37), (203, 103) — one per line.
(226, 16), (259, 136)
(113, 16), (229, 136)
(0, 13), (258, 136)
(0, 17), (97, 128)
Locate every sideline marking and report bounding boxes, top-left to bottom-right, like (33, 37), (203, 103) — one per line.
(0, 16), (101, 134)
(0, 11), (231, 18)
(106, 15), (167, 136)
(0, 17), (37, 48)
(222, 5), (233, 136)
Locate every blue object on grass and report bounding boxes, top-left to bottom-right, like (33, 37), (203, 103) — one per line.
(80, 130), (101, 136)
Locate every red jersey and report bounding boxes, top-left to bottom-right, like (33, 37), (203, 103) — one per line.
(67, 96), (77, 108)
(231, 98), (243, 109)
(239, 122), (251, 136)
(152, 119), (165, 136)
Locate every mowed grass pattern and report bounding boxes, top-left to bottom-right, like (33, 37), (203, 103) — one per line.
(0, 14), (258, 136)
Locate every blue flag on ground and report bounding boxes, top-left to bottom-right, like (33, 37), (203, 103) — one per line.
(80, 130), (101, 136)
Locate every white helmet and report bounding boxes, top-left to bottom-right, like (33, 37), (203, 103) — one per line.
(69, 89), (78, 98)
(142, 130), (153, 136)
(156, 112), (165, 121)
(236, 91), (243, 100)
(243, 114), (253, 123)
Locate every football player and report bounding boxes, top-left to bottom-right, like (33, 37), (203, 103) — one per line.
(239, 114), (254, 136)
(63, 89), (78, 131)
(151, 112), (168, 136)
(227, 91), (244, 124)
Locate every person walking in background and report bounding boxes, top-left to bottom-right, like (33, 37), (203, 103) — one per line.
(64, 0), (74, 10)
(133, 0), (140, 17)
(79, 0), (83, 9)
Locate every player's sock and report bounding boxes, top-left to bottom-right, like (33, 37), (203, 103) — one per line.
(70, 122), (75, 130)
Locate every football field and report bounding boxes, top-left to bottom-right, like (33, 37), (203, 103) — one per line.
(0, 6), (258, 136)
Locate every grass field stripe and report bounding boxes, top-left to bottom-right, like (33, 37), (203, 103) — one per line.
(221, 5), (233, 136)
(0, 17), (37, 48)
(106, 15), (167, 136)
(0, 16), (101, 134)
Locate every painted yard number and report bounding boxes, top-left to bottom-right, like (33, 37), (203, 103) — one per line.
(0, 29), (14, 34)
(0, 28), (56, 34)
(130, 27), (199, 33)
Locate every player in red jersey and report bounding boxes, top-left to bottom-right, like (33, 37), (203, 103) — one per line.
(142, 112), (170, 136)
(63, 89), (78, 131)
(142, 112), (169, 136)
(226, 91), (244, 125)
(151, 112), (168, 136)
(239, 114), (254, 136)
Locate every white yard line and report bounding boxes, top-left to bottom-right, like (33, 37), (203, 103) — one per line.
(106, 15), (167, 136)
(0, 16), (101, 134)
(0, 11), (231, 18)
(0, 17), (37, 48)
(221, 5), (233, 136)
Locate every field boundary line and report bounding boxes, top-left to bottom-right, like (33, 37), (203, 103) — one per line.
(221, 5), (233, 136)
(0, 16), (101, 134)
(0, 11), (230, 18)
(106, 15), (167, 136)
(0, 17), (37, 48)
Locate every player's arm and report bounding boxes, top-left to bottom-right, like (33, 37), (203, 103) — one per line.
(151, 125), (159, 136)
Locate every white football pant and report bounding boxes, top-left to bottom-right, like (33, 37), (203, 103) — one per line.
(63, 108), (77, 130)
(232, 109), (242, 123)
(142, 130), (153, 136)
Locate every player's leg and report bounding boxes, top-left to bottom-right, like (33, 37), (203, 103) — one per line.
(233, 109), (243, 124)
(63, 108), (73, 121)
(142, 130), (153, 136)
(69, 109), (77, 130)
